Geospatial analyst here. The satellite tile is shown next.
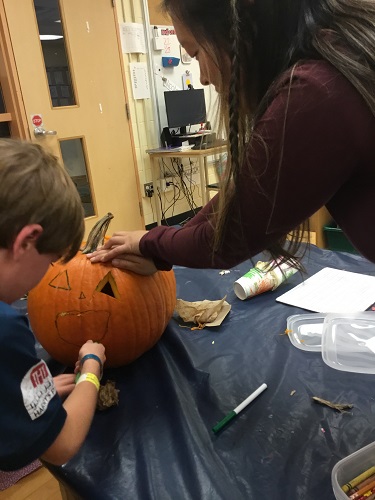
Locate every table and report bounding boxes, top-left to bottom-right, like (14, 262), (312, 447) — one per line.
(44, 245), (375, 500)
(146, 142), (227, 225)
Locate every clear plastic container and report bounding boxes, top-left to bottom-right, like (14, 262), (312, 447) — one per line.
(321, 312), (375, 374)
(332, 441), (375, 499)
(286, 313), (326, 352)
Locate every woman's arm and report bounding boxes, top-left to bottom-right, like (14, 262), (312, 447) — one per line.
(90, 62), (369, 271)
(139, 62), (364, 269)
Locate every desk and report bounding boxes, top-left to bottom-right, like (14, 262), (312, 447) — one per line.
(146, 142), (227, 225)
(44, 245), (375, 500)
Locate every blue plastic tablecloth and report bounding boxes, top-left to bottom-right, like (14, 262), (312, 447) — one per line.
(43, 245), (375, 500)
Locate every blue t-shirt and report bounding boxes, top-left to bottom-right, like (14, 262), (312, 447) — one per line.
(0, 301), (67, 471)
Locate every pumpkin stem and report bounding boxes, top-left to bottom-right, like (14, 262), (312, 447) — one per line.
(81, 212), (114, 254)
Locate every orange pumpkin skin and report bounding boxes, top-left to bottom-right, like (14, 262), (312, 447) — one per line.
(27, 254), (176, 368)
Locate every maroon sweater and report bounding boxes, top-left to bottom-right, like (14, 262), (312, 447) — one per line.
(140, 61), (375, 269)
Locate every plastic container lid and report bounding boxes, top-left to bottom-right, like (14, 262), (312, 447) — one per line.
(286, 313), (326, 352)
(322, 312), (375, 374)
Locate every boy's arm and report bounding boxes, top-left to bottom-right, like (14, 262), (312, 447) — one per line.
(53, 374), (76, 398)
(41, 348), (105, 465)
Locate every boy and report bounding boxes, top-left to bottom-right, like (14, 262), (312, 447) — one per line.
(0, 139), (106, 470)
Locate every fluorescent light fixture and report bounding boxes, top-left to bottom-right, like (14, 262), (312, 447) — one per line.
(54, 19), (61, 23)
(39, 35), (63, 40)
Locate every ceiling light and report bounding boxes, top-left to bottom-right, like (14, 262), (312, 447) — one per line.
(39, 35), (63, 40)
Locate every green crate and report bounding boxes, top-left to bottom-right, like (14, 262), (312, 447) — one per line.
(323, 221), (357, 254)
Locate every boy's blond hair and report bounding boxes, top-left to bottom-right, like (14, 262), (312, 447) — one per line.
(0, 139), (84, 262)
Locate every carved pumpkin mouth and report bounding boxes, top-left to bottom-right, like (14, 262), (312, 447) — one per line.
(56, 310), (110, 346)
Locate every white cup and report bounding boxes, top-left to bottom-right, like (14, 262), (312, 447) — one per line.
(233, 260), (297, 301)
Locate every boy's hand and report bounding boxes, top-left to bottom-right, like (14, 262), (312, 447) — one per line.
(53, 374), (76, 398)
(75, 340), (106, 374)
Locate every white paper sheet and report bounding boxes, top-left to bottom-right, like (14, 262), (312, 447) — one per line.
(119, 22), (146, 54)
(129, 63), (150, 100)
(276, 267), (375, 312)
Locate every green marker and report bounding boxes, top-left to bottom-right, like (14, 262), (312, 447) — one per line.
(212, 383), (267, 433)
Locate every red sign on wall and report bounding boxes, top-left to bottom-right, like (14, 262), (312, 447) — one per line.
(31, 114), (43, 128)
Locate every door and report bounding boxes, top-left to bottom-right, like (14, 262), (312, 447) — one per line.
(3, 0), (144, 236)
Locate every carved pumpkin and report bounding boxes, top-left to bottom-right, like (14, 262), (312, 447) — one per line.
(28, 213), (176, 367)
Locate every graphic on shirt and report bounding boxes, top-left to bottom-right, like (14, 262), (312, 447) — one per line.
(21, 360), (56, 420)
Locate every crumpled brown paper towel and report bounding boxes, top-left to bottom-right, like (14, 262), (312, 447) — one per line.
(97, 380), (120, 411)
(175, 296), (231, 329)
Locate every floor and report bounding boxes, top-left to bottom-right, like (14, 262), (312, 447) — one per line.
(0, 467), (62, 500)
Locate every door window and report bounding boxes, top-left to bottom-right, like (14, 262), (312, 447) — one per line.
(60, 138), (95, 217)
(34, 0), (76, 107)
(0, 86), (10, 138)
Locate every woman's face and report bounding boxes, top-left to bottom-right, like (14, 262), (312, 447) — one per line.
(172, 16), (230, 93)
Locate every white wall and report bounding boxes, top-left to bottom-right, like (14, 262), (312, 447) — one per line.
(116, 0), (222, 226)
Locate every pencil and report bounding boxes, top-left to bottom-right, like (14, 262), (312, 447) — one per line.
(350, 478), (375, 499)
(355, 487), (375, 500)
(342, 466), (375, 493)
(363, 493), (375, 500)
(212, 383), (267, 434)
(348, 474), (375, 495)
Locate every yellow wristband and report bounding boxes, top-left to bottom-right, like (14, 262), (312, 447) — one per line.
(76, 372), (100, 391)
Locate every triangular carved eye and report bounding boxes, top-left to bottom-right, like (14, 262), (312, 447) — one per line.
(48, 270), (71, 290)
(96, 272), (120, 299)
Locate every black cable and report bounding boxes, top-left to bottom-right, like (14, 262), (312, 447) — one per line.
(149, 195), (155, 222)
(156, 187), (168, 225)
(155, 156), (203, 225)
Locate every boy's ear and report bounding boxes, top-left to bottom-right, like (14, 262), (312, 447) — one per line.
(13, 224), (43, 258)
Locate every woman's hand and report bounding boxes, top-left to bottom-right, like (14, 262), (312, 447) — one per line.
(109, 254), (158, 275)
(87, 230), (148, 262)
(53, 373), (76, 398)
(87, 230), (157, 275)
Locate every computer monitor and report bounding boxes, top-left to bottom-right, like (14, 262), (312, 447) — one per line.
(164, 89), (206, 134)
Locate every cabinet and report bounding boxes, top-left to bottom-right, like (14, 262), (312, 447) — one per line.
(309, 206), (331, 248)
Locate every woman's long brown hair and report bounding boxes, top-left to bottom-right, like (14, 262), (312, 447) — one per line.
(162, 0), (375, 267)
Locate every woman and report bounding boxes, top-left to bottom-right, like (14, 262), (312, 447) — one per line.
(89, 0), (375, 273)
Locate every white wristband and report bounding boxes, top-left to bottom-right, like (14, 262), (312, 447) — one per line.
(76, 372), (100, 391)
